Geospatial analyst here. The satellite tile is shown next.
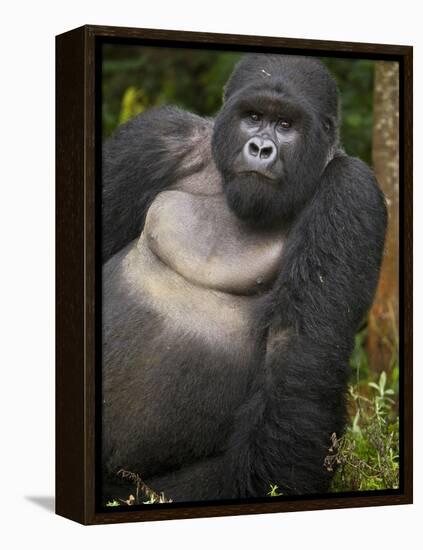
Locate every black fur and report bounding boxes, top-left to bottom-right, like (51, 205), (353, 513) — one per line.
(102, 54), (387, 501)
(102, 107), (211, 262)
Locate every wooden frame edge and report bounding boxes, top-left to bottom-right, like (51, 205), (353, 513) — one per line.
(56, 25), (87, 524)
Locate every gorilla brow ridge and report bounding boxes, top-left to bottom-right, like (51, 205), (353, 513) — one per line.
(235, 93), (309, 121)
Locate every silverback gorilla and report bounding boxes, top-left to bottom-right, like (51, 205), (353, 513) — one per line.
(102, 54), (387, 502)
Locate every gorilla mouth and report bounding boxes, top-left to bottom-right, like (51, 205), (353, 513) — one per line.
(237, 170), (278, 183)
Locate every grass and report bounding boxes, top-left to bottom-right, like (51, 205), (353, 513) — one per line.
(326, 371), (399, 492)
(326, 321), (400, 493)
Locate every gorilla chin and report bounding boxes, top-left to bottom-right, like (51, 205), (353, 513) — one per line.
(223, 171), (290, 227)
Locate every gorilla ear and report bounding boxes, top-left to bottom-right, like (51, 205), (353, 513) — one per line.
(323, 115), (334, 134)
(322, 115), (339, 143)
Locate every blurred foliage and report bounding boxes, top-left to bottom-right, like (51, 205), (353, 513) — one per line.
(102, 46), (374, 164)
(322, 58), (374, 164)
(102, 45), (242, 137)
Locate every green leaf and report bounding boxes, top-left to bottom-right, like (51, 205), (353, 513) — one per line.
(379, 371), (387, 393)
(352, 410), (361, 434)
(105, 499), (120, 507)
(268, 484), (283, 497)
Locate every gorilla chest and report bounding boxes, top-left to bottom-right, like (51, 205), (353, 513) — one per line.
(144, 190), (284, 294)
(124, 190), (285, 347)
(103, 189), (286, 469)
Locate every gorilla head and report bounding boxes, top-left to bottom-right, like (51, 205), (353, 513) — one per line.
(212, 55), (340, 226)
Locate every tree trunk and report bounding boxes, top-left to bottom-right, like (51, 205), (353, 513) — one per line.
(367, 61), (399, 373)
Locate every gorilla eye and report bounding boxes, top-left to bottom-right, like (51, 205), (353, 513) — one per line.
(249, 112), (261, 122)
(278, 120), (291, 129)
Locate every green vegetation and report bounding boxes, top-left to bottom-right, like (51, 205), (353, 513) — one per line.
(102, 45), (242, 138)
(105, 499), (120, 507)
(322, 58), (375, 164)
(326, 326), (399, 492)
(268, 484), (284, 497)
(108, 469), (173, 506)
(327, 372), (399, 492)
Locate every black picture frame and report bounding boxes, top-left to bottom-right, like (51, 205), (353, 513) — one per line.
(56, 24), (413, 525)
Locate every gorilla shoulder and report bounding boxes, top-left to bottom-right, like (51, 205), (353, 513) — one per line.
(102, 106), (217, 261)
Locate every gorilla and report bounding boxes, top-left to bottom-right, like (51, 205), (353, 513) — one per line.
(101, 54), (387, 503)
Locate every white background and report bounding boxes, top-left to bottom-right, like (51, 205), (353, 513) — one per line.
(0, 0), (420, 547)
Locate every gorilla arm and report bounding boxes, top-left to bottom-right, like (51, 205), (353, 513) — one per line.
(102, 106), (213, 262)
(224, 154), (387, 496)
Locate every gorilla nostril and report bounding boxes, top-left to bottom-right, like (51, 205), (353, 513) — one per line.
(244, 138), (277, 165)
(260, 146), (274, 160)
(249, 142), (260, 157)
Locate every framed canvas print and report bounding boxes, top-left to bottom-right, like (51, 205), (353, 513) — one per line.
(56, 25), (413, 525)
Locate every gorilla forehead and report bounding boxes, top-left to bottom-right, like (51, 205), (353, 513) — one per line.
(224, 54), (339, 120)
(230, 85), (312, 121)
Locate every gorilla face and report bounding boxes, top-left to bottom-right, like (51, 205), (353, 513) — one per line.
(212, 55), (339, 227)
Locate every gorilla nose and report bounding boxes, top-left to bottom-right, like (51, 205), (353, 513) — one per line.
(244, 137), (277, 166)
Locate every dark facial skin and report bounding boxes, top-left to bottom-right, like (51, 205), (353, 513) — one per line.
(233, 109), (301, 182)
